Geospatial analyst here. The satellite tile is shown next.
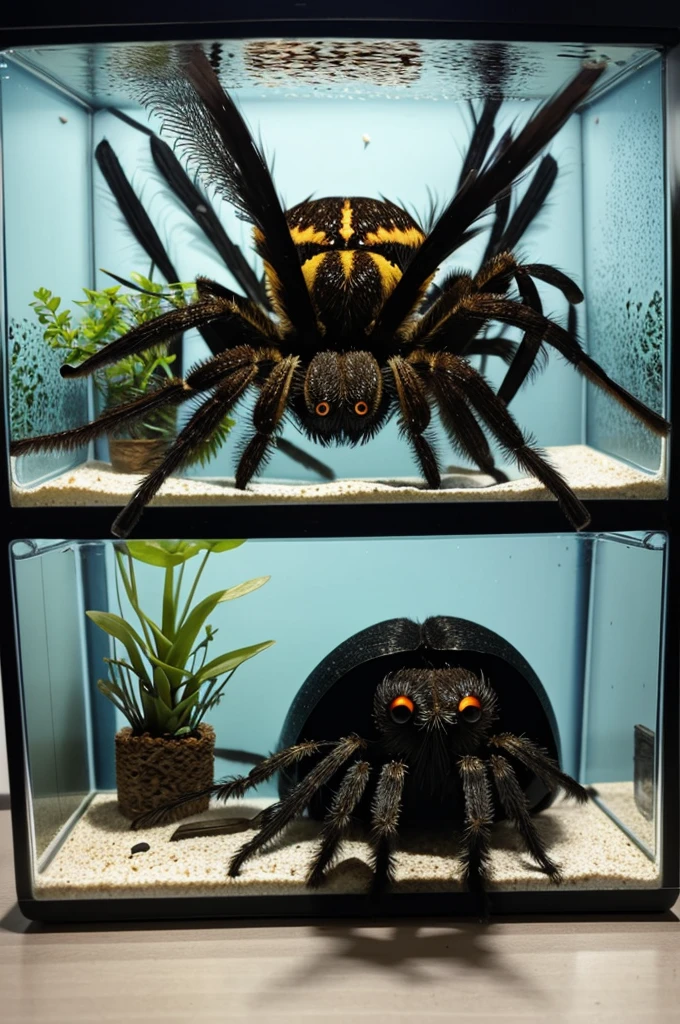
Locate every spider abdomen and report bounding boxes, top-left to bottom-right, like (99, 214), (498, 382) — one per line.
(272, 196), (427, 336)
(284, 196), (425, 262)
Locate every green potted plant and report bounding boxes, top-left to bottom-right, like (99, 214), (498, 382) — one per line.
(29, 274), (234, 473)
(90, 538), (274, 820)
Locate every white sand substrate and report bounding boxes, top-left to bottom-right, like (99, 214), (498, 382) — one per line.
(33, 784), (660, 900)
(11, 445), (666, 509)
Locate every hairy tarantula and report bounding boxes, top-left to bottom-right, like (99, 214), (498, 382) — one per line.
(10, 48), (670, 537)
(133, 666), (587, 899)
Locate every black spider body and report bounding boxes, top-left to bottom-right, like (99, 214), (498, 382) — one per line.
(134, 664), (586, 902)
(133, 616), (585, 902)
(274, 197), (426, 446)
(10, 49), (671, 537)
(277, 614), (561, 823)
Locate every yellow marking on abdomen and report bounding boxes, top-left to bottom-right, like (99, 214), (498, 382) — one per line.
(290, 224), (328, 245)
(368, 252), (403, 297)
(339, 250), (355, 279)
(364, 225), (425, 248)
(339, 199), (354, 242)
(300, 252), (329, 292)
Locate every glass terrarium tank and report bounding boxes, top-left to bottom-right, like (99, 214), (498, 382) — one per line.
(0, 37), (669, 531)
(0, 21), (676, 923)
(6, 531), (673, 916)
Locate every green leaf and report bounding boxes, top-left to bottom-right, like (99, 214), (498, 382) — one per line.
(192, 539), (246, 554)
(195, 639), (275, 684)
(143, 651), (193, 683)
(154, 667), (172, 709)
(165, 577), (271, 676)
(142, 614), (173, 662)
(141, 689), (160, 731)
(182, 415), (235, 469)
(97, 679), (123, 700)
(170, 688), (199, 720)
(124, 540), (202, 568)
(86, 610), (150, 684)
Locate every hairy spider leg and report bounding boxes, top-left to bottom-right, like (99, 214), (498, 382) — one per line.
(474, 155), (558, 379)
(372, 62), (605, 339)
(13, 283), (334, 490)
(234, 355), (300, 489)
(409, 253), (581, 409)
(368, 761), (408, 895)
(388, 356), (442, 488)
(457, 98), (502, 195)
(181, 46), (319, 339)
(390, 353), (509, 487)
(228, 735), (367, 877)
(306, 760), (372, 887)
(416, 353), (511, 485)
(488, 753), (562, 882)
(458, 754), (494, 911)
(462, 335), (521, 367)
(9, 379), (190, 456)
(409, 351), (591, 529)
(454, 295), (671, 436)
(59, 298), (239, 380)
(490, 270), (547, 403)
(497, 300), (577, 406)
(487, 156), (558, 261)
(111, 349), (262, 537)
(131, 739), (330, 830)
(411, 252), (581, 356)
(488, 265), (584, 403)
(488, 733), (589, 804)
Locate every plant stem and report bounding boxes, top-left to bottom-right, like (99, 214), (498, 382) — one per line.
(162, 564), (175, 639)
(173, 561), (185, 623)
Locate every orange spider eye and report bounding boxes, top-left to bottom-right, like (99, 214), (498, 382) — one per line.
(354, 401), (369, 416)
(389, 695), (415, 724)
(315, 401), (330, 417)
(458, 695), (482, 722)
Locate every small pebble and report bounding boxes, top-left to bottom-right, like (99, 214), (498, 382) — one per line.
(130, 842), (150, 856)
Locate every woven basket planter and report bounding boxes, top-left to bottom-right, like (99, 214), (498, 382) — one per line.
(115, 723), (215, 821)
(109, 438), (170, 474)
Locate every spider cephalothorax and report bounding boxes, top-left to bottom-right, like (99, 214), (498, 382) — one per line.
(10, 48), (671, 537)
(375, 667), (499, 764)
(133, 666), (587, 903)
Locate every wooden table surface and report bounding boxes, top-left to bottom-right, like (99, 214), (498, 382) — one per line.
(1, 809), (678, 1023)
